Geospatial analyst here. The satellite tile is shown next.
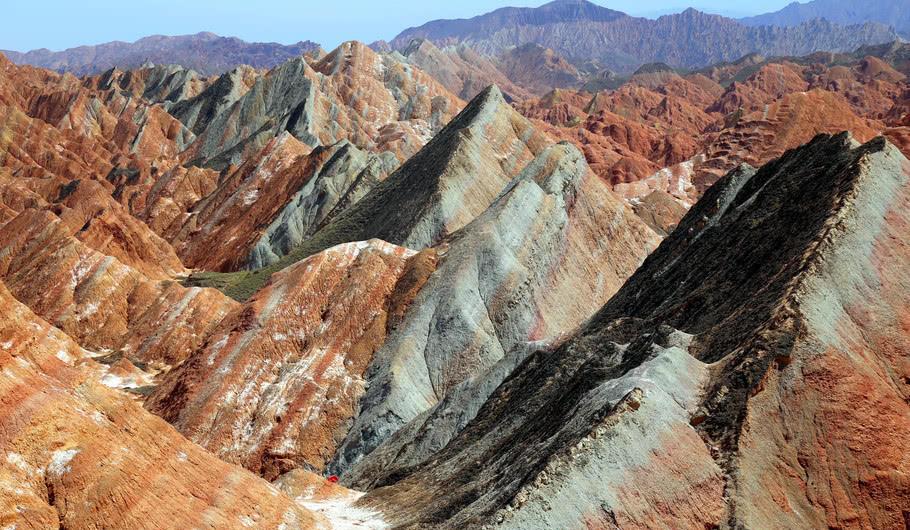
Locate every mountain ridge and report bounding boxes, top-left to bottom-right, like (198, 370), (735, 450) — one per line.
(390, 0), (900, 73)
(2, 32), (323, 76)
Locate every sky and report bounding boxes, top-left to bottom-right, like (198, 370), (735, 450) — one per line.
(2, 0), (799, 53)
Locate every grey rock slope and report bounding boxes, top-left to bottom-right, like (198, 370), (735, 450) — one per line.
(89, 64), (206, 106)
(329, 142), (659, 476)
(246, 141), (393, 269)
(175, 41), (461, 171)
(280, 85), (548, 252)
(2, 32), (322, 76)
(358, 133), (910, 529)
(391, 0), (899, 73)
(202, 85), (552, 298)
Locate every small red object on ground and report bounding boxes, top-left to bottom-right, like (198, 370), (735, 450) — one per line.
(327, 475), (339, 483)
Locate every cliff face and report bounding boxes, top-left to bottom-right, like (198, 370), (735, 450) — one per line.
(360, 133), (910, 530)
(391, 1), (899, 73)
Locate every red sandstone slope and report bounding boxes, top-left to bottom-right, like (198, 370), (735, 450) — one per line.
(0, 279), (327, 529)
(515, 46), (910, 231)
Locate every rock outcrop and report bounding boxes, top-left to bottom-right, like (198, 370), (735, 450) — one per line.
(333, 141), (658, 478)
(357, 133), (910, 529)
(516, 44), (910, 229)
(147, 240), (421, 479)
(396, 39), (532, 101)
(191, 85), (551, 299)
(181, 41), (463, 169)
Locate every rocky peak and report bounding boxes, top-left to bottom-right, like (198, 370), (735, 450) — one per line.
(359, 133), (910, 530)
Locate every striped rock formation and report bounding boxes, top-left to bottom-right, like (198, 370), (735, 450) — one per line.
(179, 41), (463, 169)
(0, 207), (237, 370)
(0, 280), (326, 529)
(147, 240), (424, 480)
(331, 142), (659, 475)
(193, 84), (554, 300)
(356, 133), (910, 529)
(150, 101), (658, 484)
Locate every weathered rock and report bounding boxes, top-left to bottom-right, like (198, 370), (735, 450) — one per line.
(181, 41), (462, 169)
(397, 39), (532, 101)
(0, 280), (324, 529)
(359, 134), (910, 529)
(331, 142), (659, 475)
(192, 84), (551, 300)
(147, 240), (422, 479)
(0, 208), (237, 370)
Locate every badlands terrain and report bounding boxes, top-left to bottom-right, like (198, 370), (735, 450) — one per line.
(1, 0), (910, 528)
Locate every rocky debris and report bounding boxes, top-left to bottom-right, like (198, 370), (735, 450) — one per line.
(357, 133), (910, 529)
(0, 280), (325, 529)
(2, 32), (323, 76)
(391, 0), (898, 73)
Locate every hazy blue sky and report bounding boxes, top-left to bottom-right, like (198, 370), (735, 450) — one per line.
(3, 0), (798, 52)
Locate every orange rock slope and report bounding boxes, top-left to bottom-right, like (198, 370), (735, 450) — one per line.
(516, 45), (910, 230)
(0, 280), (328, 529)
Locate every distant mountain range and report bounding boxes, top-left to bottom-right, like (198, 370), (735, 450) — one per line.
(740, 0), (910, 37)
(390, 0), (900, 73)
(2, 0), (906, 77)
(1, 32), (322, 75)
